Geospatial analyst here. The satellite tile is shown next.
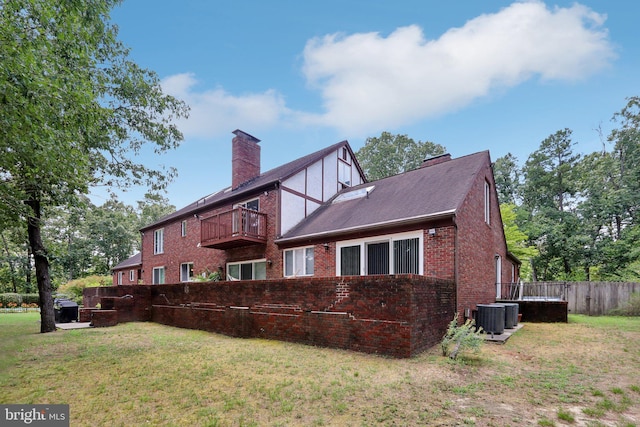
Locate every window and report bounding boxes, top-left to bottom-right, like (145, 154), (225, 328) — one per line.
(484, 180), (491, 225)
(338, 160), (351, 187)
(233, 199), (260, 234)
(117, 271), (123, 285)
(180, 263), (194, 282)
(129, 270), (135, 282)
(340, 246), (360, 275)
(367, 242), (389, 274)
(393, 237), (420, 274)
(181, 220), (187, 237)
(152, 267), (165, 284)
(284, 247), (314, 277)
(495, 255), (502, 298)
(154, 229), (164, 254)
(227, 259), (266, 280)
(337, 232), (422, 276)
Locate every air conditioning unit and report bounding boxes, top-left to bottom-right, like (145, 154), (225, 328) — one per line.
(495, 303), (519, 328)
(476, 304), (505, 335)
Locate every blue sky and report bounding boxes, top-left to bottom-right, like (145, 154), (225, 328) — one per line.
(98, 0), (640, 209)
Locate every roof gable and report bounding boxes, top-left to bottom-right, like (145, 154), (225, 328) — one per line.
(141, 140), (358, 231)
(278, 151), (490, 242)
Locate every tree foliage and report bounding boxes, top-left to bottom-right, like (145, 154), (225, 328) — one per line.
(356, 132), (446, 180)
(0, 0), (188, 332)
(492, 99), (640, 281)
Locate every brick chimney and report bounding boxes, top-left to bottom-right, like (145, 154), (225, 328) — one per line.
(421, 153), (451, 168)
(232, 129), (261, 189)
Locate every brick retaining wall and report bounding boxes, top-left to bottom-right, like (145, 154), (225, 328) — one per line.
(83, 275), (456, 358)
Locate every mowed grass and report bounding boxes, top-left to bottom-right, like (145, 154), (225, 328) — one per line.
(1, 313), (639, 426)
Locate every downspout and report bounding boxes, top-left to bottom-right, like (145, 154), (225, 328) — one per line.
(453, 214), (460, 321)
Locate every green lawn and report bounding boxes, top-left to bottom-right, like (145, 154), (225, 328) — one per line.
(1, 313), (639, 426)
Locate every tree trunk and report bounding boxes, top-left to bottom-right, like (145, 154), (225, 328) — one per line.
(25, 196), (56, 333)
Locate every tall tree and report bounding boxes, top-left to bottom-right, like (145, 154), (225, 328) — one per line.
(500, 204), (538, 281)
(86, 196), (138, 273)
(493, 153), (521, 205)
(0, 0), (188, 332)
(356, 132), (446, 180)
(521, 129), (582, 279)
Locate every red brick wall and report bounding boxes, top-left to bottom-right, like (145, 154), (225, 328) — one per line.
(111, 267), (140, 286)
(141, 190), (283, 284)
(455, 157), (510, 318)
(83, 275), (456, 358)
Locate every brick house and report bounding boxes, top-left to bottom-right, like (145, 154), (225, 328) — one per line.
(112, 129), (518, 318)
(112, 252), (141, 286)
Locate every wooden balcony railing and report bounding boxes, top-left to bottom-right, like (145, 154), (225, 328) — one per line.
(200, 207), (267, 249)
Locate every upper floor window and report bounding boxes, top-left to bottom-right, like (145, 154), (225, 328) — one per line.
(484, 180), (491, 225)
(234, 198), (259, 211)
(338, 159), (351, 187)
(284, 247), (314, 277)
(154, 229), (164, 254)
(181, 220), (187, 237)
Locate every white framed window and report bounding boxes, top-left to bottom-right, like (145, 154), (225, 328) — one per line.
(495, 255), (502, 298)
(233, 198), (259, 211)
(336, 231), (423, 276)
(152, 266), (165, 284)
(129, 270), (135, 282)
(284, 247), (314, 277)
(180, 262), (194, 282)
(484, 180), (491, 225)
(117, 271), (123, 285)
(181, 220), (187, 237)
(227, 259), (266, 280)
(338, 159), (351, 187)
(154, 229), (164, 254)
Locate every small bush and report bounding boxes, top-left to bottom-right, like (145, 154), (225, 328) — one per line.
(57, 275), (112, 304)
(441, 313), (484, 360)
(0, 293), (39, 307)
(608, 292), (640, 316)
(193, 269), (222, 282)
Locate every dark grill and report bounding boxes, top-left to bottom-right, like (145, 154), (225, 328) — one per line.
(54, 299), (78, 323)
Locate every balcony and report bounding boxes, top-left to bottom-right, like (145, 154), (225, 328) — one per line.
(200, 207), (267, 249)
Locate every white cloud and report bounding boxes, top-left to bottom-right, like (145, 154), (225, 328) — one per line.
(160, 73), (291, 139)
(301, 0), (615, 134)
(161, 1), (615, 139)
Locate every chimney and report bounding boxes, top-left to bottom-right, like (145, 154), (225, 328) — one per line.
(421, 153), (451, 168)
(232, 129), (261, 189)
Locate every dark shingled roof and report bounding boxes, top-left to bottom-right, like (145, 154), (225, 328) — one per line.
(112, 252), (141, 271)
(141, 140), (355, 231)
(277, 151), (490, 243)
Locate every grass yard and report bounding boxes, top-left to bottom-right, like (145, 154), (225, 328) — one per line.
(1, 313), (639, 426)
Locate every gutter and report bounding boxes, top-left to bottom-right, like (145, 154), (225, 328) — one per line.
(275, 209), (456, 244)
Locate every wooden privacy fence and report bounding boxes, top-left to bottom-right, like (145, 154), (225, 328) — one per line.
(503, 281), (640, 315)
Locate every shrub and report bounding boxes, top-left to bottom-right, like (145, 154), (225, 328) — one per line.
(609, 292), (640, 316)
(57, 275), (112, 304)
(441, 313), (484, 360)
(0, 293), (39, 307)
(193, 269), (222, 282)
